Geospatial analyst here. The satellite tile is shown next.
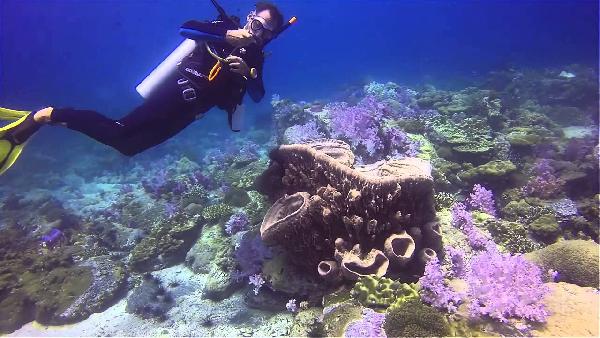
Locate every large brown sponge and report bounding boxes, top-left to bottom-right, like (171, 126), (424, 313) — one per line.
(258, 139), (440, 280)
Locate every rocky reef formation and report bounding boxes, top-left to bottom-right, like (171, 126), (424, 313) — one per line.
(257, 139), (439, 281)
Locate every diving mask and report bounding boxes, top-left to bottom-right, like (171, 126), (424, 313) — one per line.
(246, 11), (275, 38)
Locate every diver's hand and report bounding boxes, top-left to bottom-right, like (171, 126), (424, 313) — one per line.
(226, 56), (251, 78)
(225, 29), (255, 47)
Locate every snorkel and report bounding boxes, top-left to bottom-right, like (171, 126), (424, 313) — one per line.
(266, 14), (297, 46)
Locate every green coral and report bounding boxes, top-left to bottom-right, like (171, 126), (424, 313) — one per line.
(130, 213), (201, 272)
(262, 254), (323, 296)
(289, 307), (326, 337)
(528, 214), (560, 243)
(201, 204), (234, 223)
(350, 275), (419, 309)
(224, 187), (251, 207)
(185, 224), (235, 274)
(322, 288), (353, 308)
(501, 199), (550, 224)
(320, 303), (363, 338)
(505, 127), (550, 146)
(459, 160), (517, 182)
(225, 159), (268, 189)
(420, 87), (494, 116)
(202, 264), (237, 301)
(180, 185), (208, 208)
(485, 219), (541, 254)
(384, 299), (450, 337)
(430, 116), (495, 154)
(408, 134), (437, 160)
(472, 211), (495, 224)
(435, 192), (458, 210)
(243, 191), (270, 226)
(525, 240), (599, 287)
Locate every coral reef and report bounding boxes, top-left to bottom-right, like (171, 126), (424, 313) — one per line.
(528, 213), (560, 243)
(466, 249), (550, 323)
(1, 64), (598, 336)
(257, 139), (439, 279)
(0, 222), (126, 332)
(525, 240), (599, 287)
(350, 275), (419, 309)
(383, 299), (451, 337)
(129, 212), (201, 272)
(344, 308), (387, 337)
(126, 274), (174, 320)
(319, 303), (363, 337)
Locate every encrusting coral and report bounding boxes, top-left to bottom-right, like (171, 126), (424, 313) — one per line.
(257, 139), (440, 281)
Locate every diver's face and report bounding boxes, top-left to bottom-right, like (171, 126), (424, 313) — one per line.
(245, 9), (275, 44)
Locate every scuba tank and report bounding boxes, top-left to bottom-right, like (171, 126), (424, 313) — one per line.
(136, 39), (197, 99)
(136, 0), (240, 99)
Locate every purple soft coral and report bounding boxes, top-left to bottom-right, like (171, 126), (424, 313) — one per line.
(467, 250), (550, 323)
(225, 212), (249, 235)
(284, 120), (324, 144)
(419, 257), (463, 313)
(344, 308), (387, 338)
(451, 202), (492, 250)
(248, 273), (265, 295)
(467, 184), (496, 216)
(384, 127), (420, 159)
(522, 159), (563, 199)
(233, 232), (272, 280)
(445, 246), (467, 278)
(327, 96), (383, 156)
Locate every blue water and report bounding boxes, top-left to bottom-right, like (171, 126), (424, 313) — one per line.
(1, 0), (598, 124)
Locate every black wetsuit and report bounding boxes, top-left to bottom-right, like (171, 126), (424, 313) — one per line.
(51, 19), (265, 156)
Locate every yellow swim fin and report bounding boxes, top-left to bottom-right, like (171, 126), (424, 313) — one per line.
(0, 112), (41, 175)
(0, 107), (30, 121)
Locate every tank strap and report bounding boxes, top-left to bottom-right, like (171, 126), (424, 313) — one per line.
(177, 78), (197, 102)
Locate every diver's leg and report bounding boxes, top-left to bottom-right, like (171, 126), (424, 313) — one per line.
(48, 71), (211, 155)
(115, 101), (214, 156)
(50, 97), (213, 156)
(49, 107), (134, 153)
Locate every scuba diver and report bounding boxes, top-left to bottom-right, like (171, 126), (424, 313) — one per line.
(0, 1), (296, 175)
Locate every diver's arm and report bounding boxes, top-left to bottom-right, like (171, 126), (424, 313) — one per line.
(179, 20), (227, 41)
